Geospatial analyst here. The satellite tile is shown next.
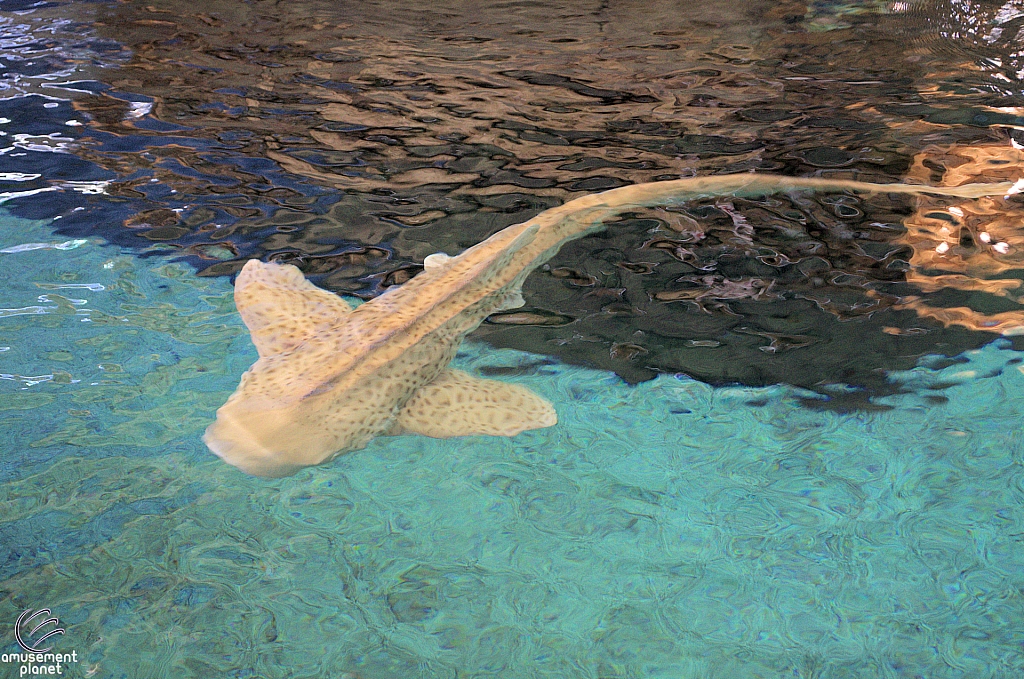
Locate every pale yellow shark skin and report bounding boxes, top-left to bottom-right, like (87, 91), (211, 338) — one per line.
(204, 174), (1015, 477)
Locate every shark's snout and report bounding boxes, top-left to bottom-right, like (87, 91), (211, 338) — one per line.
(203, 413), (304, 478)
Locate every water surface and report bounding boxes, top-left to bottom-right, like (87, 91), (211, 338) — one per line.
(2, 1), (1024, 677)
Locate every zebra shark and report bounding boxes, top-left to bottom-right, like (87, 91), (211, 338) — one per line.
(204, 174), (1015, 476)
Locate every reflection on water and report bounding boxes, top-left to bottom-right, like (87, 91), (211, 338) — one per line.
(901, 142), (1024, 333)
(7, 0), (1014, 397)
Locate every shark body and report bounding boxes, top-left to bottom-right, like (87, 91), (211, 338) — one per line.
(204, 174), (1015, 476)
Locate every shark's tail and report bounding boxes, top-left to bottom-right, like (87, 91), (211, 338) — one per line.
(494, 173), (1019, 278)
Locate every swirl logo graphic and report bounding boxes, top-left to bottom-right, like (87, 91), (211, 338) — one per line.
(15, 609), (64, 653)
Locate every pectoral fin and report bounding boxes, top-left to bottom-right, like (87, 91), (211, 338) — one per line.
(395, 369), (557, 438)
(234, 259), (351, 357)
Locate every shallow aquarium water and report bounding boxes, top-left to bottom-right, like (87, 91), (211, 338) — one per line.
(3, 0), (1024, 677)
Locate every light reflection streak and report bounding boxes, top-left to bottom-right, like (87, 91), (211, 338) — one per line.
(898, 141), (1024, 334)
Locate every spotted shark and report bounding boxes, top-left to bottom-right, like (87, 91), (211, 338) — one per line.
(204, 174), (1015, 476)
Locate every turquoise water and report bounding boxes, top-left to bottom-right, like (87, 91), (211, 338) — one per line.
(3, 208), (1024, 678)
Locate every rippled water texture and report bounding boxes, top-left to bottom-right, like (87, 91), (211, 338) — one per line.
(3, 0), (1024, 677)
(8, 0), (1024, 393)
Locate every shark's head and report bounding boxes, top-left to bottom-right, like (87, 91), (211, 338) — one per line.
(201, 260), (414, 476)
(203, 403), (325, 478)
(203, 376), (395, 477)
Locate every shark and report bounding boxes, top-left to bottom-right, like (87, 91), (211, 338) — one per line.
(204, 174), (1016, 476)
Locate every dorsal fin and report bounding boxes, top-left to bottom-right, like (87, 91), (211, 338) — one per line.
(423, 252), (452, 270)
(233, 259), (351, 358)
